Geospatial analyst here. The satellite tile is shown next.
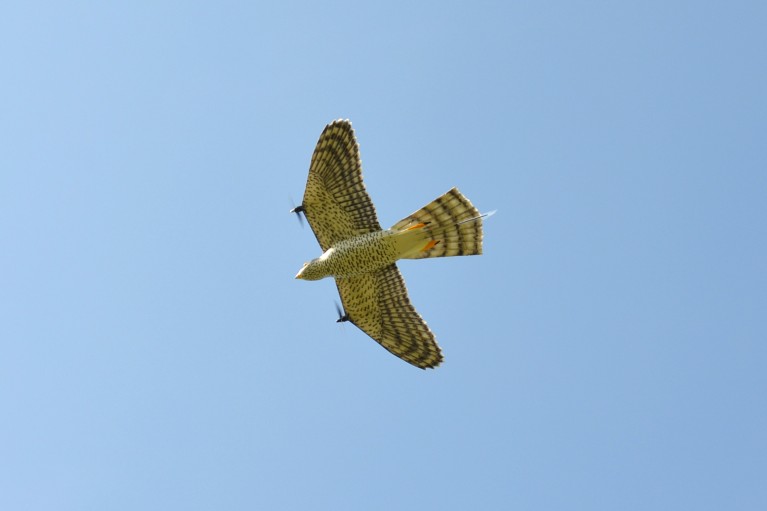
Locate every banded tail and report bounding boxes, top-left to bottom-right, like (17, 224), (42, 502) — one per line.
(391, 187), (491, 259)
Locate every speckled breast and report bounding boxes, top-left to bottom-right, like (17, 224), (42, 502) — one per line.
(324, 230), (398, 277)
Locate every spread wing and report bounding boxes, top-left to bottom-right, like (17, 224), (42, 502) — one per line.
(335, 264), (443, 369)
(301, 119), (381, 251)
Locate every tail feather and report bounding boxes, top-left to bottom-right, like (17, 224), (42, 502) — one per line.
(391, 187), (488, 259)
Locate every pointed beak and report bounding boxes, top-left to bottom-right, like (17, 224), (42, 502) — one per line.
(295, 271), (303, 279)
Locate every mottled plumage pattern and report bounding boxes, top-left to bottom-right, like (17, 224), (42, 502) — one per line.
(321, 231), (398, 278)
(392, 187), (483, 259)
(296, 119), (486, 369)
(302, 121), (381, 251)
(335, 265), (442, 368)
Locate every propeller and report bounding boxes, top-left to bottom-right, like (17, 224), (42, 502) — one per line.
(335, 302), (350, 323)
(289, 197), (306, 227)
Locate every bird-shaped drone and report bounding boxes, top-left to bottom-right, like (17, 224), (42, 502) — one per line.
(293, 119), (491, 369)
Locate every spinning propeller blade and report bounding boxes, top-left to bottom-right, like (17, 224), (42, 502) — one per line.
(335, 302), (350, 323)
(289, 197), (305, 227)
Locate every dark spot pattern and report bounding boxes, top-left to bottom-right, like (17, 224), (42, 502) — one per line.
(301, 120), (381, 251)
(391, 187), (484, 258)
(298, 120), (486, 369)
(336, 265), (443, 369)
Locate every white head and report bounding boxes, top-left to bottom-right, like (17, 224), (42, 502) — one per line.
(295, 259), (325, 281)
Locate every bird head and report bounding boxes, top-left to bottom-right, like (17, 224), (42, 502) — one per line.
(295, 259), (324, 281)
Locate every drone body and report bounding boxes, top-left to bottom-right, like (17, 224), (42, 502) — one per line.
(294, 120), (489, 369)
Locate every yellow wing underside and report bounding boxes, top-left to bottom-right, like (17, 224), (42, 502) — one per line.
(336, 264), (443, 369)
(302, 120), (381, 251)
(301, 120), (443, 369)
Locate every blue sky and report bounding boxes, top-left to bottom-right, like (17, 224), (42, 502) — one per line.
(1, 1), (765, 509)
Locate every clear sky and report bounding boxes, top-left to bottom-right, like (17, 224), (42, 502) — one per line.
(2, 1), (765, 510)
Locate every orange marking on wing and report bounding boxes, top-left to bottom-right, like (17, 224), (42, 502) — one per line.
(406, 222), (427, 231)
(421, 240), (440, 252)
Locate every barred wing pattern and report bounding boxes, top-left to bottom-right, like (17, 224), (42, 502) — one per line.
(390, 187), (483, 258)
(302, 120), (381, 252)
(336, 264), (443, 369)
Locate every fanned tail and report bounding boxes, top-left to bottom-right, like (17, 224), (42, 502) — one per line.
(391, 187), (491, 259)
